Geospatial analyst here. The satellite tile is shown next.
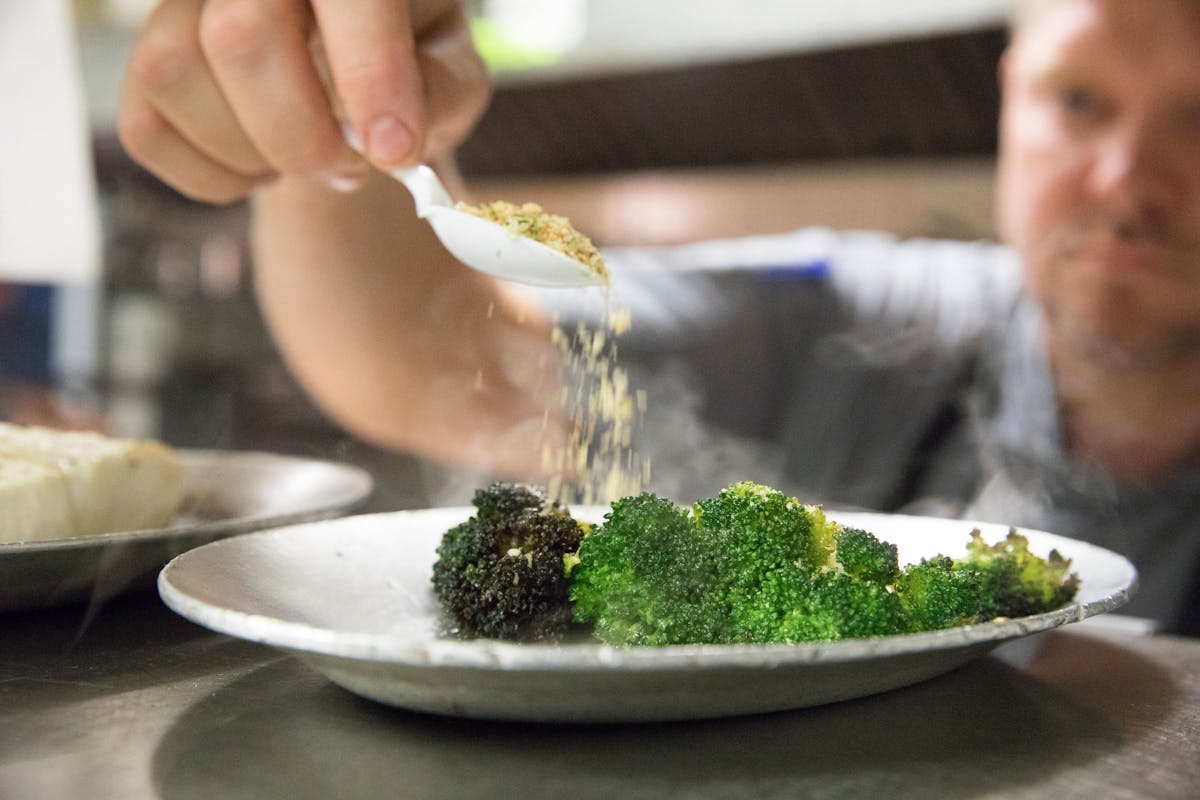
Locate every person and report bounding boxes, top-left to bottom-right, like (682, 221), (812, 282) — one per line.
(116, 0), (1200, 635)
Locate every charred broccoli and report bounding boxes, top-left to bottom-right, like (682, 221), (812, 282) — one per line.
(430, 482), (585, 641)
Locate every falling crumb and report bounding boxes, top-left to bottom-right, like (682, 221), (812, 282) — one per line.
(541, 302), (648, 506)
(456, 200), (609, 282)
(608, 307), (631, 335)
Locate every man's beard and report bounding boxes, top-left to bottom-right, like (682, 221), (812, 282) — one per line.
(1036, 213), (1200, 371)
(1044, 296), (1200, 371)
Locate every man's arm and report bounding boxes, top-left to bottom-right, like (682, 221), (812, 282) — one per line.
(252, 167), (563, 475)
(118, 0), (565, 475)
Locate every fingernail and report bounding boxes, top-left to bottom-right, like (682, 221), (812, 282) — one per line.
(318, 168), (365, 193)
(366, 115), (415, 166)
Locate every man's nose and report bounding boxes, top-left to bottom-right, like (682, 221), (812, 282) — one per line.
(1087, 119), (1184, 216)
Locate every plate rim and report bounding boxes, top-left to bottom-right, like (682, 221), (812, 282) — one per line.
(0, 448), (374, 553)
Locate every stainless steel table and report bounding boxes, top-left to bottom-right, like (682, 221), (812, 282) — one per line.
(2, 591), (1198, 799)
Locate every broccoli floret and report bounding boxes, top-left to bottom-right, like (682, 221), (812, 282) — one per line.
(704, 489), (906, 642)
(470, 481), (547, 520)
(698, 482), (844, 643)
(835, 526), (900, 584)
(893, 555), (991, 631)
(815, 570), (909, 638)
(695, 483), (909, 642)
(431, 482), (584, 642)
(569, 492), (727, 646)
(734, 567), (908, 643)
(893, 530), (1081, 631)
(692, 481), (822, 569)
(957, 529), (1081, 619)
(735, 566), (838, 643)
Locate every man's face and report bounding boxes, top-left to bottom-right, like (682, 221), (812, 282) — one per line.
(997, 0), (1200, 368)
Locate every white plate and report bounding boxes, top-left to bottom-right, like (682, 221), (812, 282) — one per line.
(0, 450), (372, 610)
(158, 507), (1136, 723)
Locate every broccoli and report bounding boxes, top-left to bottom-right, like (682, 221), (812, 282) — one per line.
(433, 481), (1081, 645)
(835, 526), (900, 584)
(892, 529), (1081, 631)
(430, 482), (585, 642)
(570, 481), (910, 645)
(568, 492), (727, 646)
(892, 555), (992, 632)
(698, 482), (833, 644)
(958, 529), (1081, 619)
(697, 482), (906, 642)
(732, 565), (908, 643)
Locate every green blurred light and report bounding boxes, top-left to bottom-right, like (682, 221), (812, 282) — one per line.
(471, 18), (565, 71)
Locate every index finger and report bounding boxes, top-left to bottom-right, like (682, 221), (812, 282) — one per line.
(312, 0), (427, 169)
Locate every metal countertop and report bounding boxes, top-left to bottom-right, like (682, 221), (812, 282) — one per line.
(2, 591), (1198, 799)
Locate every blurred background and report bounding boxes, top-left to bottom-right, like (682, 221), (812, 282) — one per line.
(1, 0), (1012, 508)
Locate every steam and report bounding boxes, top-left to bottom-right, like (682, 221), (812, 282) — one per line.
(619, 360), (787, 505)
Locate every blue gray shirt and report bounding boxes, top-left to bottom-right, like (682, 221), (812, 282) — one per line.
(539, 228), (1200, 633)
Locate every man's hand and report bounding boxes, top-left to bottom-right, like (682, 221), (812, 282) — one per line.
(117, 0), (490, 203)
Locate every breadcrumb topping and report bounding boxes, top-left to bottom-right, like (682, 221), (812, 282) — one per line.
(456, 200), (608, 281)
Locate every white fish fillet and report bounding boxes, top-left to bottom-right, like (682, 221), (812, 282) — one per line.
(0, 422), (185, 543)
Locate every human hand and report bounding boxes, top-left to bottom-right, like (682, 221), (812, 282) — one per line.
(118, 0), (490, 203)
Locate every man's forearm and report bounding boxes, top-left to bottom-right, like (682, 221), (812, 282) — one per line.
(251, 170), (565, 475)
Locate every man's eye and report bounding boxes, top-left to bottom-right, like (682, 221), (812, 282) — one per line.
(1059, 86), (1099, 116)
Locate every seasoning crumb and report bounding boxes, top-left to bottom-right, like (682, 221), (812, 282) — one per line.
(456, 200), (608, 281)
(543, 303), (647, 506)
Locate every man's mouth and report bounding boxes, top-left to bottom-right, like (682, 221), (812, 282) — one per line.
(1062, 225), (1197, 281)
(1079, 239), (1174, 273)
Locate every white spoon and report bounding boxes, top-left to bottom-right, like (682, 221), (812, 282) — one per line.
(341, 123), (606, 289)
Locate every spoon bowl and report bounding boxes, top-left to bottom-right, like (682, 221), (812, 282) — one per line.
(344, 125), (606, 289)
(424, 206), (608, 287)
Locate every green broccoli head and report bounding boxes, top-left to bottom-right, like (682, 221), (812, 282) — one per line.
(958, 529), (1081, 619)
(692, 481), (832, 574)
(732, 566), (838, 643)
(574, 482), (912, 646)
(892, 555), (991, 632)
(693, 482), (830, 643)
(813, 570), (909, 638)
(835, 526), (900, 585)
(569, 492), (727, 646)
(729, 566), (908, 643)
(695, 484), (907, 642)
(431, 482), (584, 642)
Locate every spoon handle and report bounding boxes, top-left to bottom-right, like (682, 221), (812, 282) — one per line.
(337, 119), (452, 217)
(391, 165), (453, 218)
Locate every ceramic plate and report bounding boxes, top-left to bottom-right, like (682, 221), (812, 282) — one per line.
(0, 450), (372, 610)
(157, 507), (1137, 723)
